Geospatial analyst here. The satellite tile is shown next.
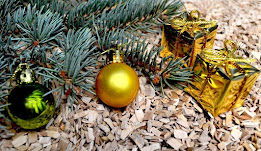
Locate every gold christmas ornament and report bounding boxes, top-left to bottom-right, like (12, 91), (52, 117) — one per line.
(96, 47), (139, 108)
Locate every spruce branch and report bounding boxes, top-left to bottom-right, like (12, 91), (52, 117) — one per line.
(95, 0), (184, 31)
(12, 4), (65, 63)
(0, 36), (31, 74)
(94, 26), (138, 51)
(0, 0), (23, 36)
(67, 0), (124, 29)
(0, 104), (9, 129)
(28, 0), (68, 16)
(1, 4), (66, 74)
(37, 28), (97, 109)
(0, 55), (9, 100)
(67, 0), (184, 31)
(0, 55), (10, 129)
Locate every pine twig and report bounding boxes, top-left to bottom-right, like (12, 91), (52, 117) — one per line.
(37, 28), (97, 109)
(0, 55), (10, 129)
(11, 5), (65, 63)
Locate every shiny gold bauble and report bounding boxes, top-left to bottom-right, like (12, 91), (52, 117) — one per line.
(96, 63), (139, 108)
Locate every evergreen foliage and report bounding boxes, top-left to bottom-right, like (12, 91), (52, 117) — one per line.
(0, 0), (191, 112)
(0, 54), (9, 129)
(37, 28), (97, 107)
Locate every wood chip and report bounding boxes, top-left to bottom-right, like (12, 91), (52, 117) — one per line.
(198, 131), (211, 145)
(145, 99), (152, 112)
(74, 110), (89, 119)
(143, 111), (154, 121)
(144, 85), (155, 98)
(218, 142), (226, 150)
(98, 124), (110, 133)
(1, 1), (261, 151)
(104, 118), (115, 129)
(46, 130), (60, 139)
(255, 131), (261, 137)
(241, 121), (260, 128)
(159, 118), (170, 124)
(82, 96), (92, 104)
(85, 110), (99, 123)
(107, 133), (115, 141)
(183, 108), (195, 116)
(242, 142), (256, 151)
(174, 129), (188, 139)
(12, 135), (27, 148)
(16, 145), (28, 151)
(221, 131), (231, 142)
(87, 128), (95, 142)
(135, 109), (144, 122)
(121, 118), (128, 129)
(29, 143), (42, 151)
(177, 119), (189, 128)
(209, 143), (217, 151)
(129, 132), (145, 149)
(39, 137), (51, 144)
(28, 131), (37, 144)
(151, 127), (161, 137)
(231, 128), (242, 141)
(226, 114), (233, 127)
(120, 125), (134, 140)
(141, 143), (161, 151)
(58, 138), (69, 151)
(152, 121), (163, 127)
(166, 138), (183, 150)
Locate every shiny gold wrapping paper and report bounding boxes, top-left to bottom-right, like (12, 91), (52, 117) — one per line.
(185, 42), (260, 117)
(160, 10), (218, 68)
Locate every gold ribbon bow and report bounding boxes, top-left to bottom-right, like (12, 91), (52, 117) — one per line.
(200, 40), (254, 71)
(171, 10), (217, 37)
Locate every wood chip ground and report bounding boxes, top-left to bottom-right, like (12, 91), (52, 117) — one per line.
(1, 0), (261, 150)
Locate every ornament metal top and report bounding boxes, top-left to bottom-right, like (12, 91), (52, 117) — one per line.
(96, 46), (140, 108)
(7, 63), (55, 129)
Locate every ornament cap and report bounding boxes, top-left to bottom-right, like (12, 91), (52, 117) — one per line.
(112, 49), (124, 63)
(11, 63), (36, 85)
(102, 44), (128, 64)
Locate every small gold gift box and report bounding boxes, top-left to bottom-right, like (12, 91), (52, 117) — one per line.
(185, 40), (260, 117)
(160, 10), (218, 68)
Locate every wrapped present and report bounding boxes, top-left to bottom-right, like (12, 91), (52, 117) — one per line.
(160, 10), (218, 68)
(185, 40), (260, 117)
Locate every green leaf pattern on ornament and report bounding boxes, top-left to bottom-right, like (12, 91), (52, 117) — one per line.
(24, 89), (47, 114)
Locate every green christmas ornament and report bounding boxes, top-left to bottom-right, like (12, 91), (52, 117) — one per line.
(7, 63), (55, 129)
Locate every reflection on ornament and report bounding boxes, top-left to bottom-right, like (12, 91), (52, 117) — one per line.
(24, 89), (47, 114)
(7, 63), (55, 129)
(96, 47), (139, 108)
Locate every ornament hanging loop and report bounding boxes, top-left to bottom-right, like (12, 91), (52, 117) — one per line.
(11, 63), (35, 86)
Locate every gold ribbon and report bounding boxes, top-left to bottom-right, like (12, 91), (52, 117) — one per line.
(171, 10), (217, 37)
(199, 63), (225, 89)
(200, 40), (254, 70)
(198, 40), (255, 90)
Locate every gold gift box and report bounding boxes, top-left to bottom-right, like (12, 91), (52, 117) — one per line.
(185, 40), (260, 117)
(160, 10), (218, 68)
